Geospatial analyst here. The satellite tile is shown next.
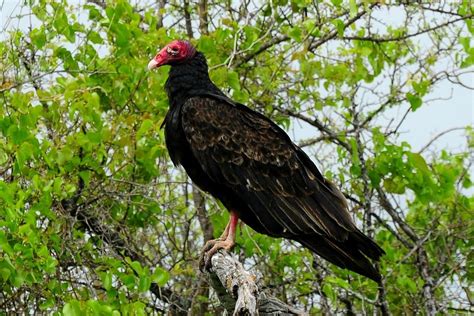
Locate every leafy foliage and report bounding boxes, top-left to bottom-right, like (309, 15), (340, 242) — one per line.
(0, 0), (472, 314)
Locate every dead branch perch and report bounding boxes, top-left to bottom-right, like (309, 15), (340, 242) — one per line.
(207, 250), (306, 315)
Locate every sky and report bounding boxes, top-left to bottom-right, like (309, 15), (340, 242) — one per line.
(376, 6), (473, 153)
(290, 5), (474, 156)
(397, 73), (473, 152)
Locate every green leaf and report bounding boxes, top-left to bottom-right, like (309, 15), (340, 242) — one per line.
(88, 31), (103, 44)
(111, 24), (131, 48)
(408, 153), (429, 174)
(460, 49), (474, 68)
(151, 267), (169, 286)
(121, 274), (136, 289)
(383, 177), (406, 194)
(63, 300), (83, 316)
(459, 36), (470, 51)
(0, 258), (16, 282)
(12, 270), (25, 287)
(412, 80), (429, 96)
(326, 276), (350, 289)
(368, 169), (381, 186)
(17, 142), (35, 168)
(53, 8), (68, 33)
(138, 275), (151, 292)
(349, 0), (357, 17)
(53, 7), (75, 42)
(86, 4), (103, 21)
(406, 93), (422, 111)
(30, 27), (47, 49)
(228, 71), (240, 91)
(102, 272), (113, 290)
(331, 19), (345, 37)
(198, 36), (214, 53)
(137, 119), (154, 137)
(288, 26), (303, 42)
(130, 260), (143, 275)
(79, 170), (92, 186)
(8, 125), (29, 145)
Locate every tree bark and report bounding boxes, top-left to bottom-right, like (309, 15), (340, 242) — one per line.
(206, 250), (306, 315)
(193, 185), (214, 241)
(190, 186), (213, 314)
(183, 0), (193, 39)
(155, 0), (166, 29)
(197, 0), (209, 35)
(376, 188), (437, 315)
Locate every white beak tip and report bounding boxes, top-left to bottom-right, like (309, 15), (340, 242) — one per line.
(148, 59), (159, 70)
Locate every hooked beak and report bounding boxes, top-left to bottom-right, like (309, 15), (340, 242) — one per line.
(148, 50), (166, 70)
(147, 59), (159, 70)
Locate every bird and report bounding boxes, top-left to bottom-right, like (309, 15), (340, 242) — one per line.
(148, 39), (385, 282)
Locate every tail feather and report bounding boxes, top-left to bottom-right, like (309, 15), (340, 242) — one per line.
(353, 230), (385, 260)
(296, 231), (384, 282)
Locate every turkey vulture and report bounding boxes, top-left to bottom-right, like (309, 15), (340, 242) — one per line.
(148, 40), (384, 281)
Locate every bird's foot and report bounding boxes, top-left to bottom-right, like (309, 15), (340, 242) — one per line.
(199, 238), (235, 271)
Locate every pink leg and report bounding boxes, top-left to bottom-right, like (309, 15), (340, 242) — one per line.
(219, 219), (231, 240)
(200, 212), (239, 271)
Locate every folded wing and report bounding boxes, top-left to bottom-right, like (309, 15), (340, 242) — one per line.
(181, 96), (384, 280)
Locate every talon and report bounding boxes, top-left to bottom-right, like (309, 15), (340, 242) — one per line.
(202, 238), (236, 270)
(199, 238), (221, 271)
(202, 238), (222, 252)
(199, 212), (239, 271)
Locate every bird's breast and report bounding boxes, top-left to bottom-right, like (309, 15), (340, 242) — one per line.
(163, 104), (188, 166)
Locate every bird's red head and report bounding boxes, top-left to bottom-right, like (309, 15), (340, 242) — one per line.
(148, 40), (196, 70)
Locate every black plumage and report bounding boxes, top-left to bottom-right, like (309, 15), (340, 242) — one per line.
(149, 40), (384, 281)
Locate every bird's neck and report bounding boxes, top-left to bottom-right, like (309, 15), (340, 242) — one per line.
(165, 52), (224, 107)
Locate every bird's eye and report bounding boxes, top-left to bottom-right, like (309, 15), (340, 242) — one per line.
(167, 47), (179, 56)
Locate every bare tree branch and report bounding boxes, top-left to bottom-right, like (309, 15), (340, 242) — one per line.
(342, 15), (473, 43)
(207, 251), (306, 315)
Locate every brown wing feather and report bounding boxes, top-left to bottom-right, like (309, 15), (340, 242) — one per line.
(181, 96), (357, 241)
